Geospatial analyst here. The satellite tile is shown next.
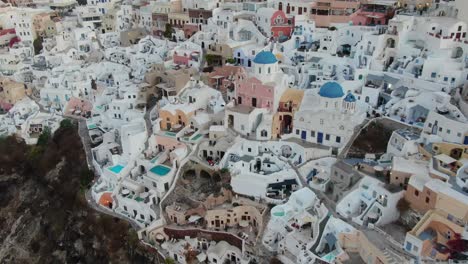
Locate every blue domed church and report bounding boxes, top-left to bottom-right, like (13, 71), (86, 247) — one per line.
(288, 81), (366, 151)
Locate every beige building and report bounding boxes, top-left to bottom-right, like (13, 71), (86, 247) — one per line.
(205, 201), (265, 232)
(144, 63), (196, 98)
(0, 77), (30, 111)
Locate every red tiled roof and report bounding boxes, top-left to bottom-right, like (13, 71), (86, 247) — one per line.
(0, 28), (15, 36)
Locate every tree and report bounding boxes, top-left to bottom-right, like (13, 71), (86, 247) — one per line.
(164, 258), (176, 264)
(79, 167), (94, 190)
(205, 54), (218, 66)
(37, 126), (51, 147)
(33, 37), (43, 55)
(164, 24), (173, 39)
(397, 198), (410, 213)
(60, 119), (73, 129)
(225, 57), (236, 64)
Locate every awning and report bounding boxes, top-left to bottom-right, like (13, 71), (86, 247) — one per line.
(434, 154), (457, 164)
(188, 215), (202, 223)
(383, 74), (400, 84)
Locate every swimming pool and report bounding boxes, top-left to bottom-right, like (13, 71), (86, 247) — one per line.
(150, 165), (171, 176)
(109, 164), (124, 174)
(191, 134), (203, 141)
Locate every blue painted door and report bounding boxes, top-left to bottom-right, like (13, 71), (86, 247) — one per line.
(317, 132), (323, 144)
(301, 130), (307, 140)
(405, 242), (412, 251)
(464, 136), (468, 145)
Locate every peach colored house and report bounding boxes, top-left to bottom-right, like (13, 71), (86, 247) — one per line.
(404, 209), (464, 261)
(271, 88), (304, 139)
(404, 180), (468, 260)
(310, 0), (361, 28)
(405, 176), (439, 213)
(159, 105), (195, 131)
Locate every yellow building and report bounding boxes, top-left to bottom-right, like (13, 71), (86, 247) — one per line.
(271, 88), (304, 139)
(159, 105), (195, 131)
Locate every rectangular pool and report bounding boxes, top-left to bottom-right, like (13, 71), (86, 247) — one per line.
(191, 134), (203, 141)
(109, 164), (124, 174)
(150, 165), (171, 176)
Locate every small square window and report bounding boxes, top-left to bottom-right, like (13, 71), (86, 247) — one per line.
(325, 134), (330, 140)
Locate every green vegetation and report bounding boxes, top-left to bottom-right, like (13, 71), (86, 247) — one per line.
(165, 258), (176, 264)
(60, 118), (74, 129)
(80, 167), (94, 191)
(225, 57), (236, 64)
(37, 126), (51, 147)
(0, 123), (151, 262)
(204, 54), (217, 66)
(33, 37), (43, 55)
(164, 24), (173, 39)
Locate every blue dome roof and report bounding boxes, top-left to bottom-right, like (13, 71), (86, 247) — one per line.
(319, 82), (345, 98)
(253, 51), (278, 64)
(344, 92), (356, 102)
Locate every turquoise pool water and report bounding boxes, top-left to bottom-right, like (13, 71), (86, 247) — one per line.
(191, 134), (203, 141)
(272, 211), (285, 217)
(88, 124), (97, 129)
(150, 165), (171, 176)
(165, 131), (176, 137)
(109, 165), (124, 174)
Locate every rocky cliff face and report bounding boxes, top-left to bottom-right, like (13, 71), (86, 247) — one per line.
(0, 125), (156, 264)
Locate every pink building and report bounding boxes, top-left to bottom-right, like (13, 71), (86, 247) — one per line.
(271, 10), (294, 40)
(0, 100), (13, 111)
(173, 51), (200, 66)
(350, 3), (395, 26)
(236, 77), (275, 112)
(310, 0), (360, 28)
